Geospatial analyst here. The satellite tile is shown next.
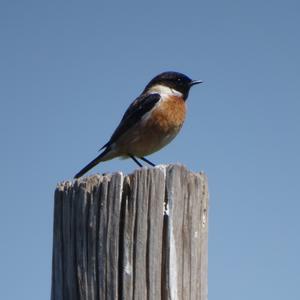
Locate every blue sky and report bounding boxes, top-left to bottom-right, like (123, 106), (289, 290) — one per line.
(0, 1), (299, 299)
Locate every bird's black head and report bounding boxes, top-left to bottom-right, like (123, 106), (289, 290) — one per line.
(144, 71), (202, 100)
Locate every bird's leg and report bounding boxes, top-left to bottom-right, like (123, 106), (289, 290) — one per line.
(130, 155), (143, 167)
(139, 156), (156, 167)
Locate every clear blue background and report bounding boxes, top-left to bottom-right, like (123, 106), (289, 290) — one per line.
(1, 1), (299, 299)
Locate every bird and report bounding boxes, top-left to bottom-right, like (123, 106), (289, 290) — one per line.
(74, 71), (202, 178)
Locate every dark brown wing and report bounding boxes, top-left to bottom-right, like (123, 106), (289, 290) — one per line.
(100, 93), (161, 150)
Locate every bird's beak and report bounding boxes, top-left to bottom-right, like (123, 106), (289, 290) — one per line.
(190, 80), (203, 86)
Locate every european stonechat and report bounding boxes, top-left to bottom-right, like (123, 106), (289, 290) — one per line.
(74, 71), (202, 178)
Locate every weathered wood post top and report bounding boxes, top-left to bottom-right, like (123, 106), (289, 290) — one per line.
(51, 164), (209, 300)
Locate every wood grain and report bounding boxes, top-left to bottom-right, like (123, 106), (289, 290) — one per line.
(51, 165), (208, 300)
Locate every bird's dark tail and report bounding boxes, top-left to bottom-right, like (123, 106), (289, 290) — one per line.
(74, 148), (110, 179)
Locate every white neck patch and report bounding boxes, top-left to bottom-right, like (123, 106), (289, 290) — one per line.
(148, 84), (183, 97)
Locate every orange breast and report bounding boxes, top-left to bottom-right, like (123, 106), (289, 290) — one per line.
(147, 95), (186, 133)
(113, 95), (186, 157)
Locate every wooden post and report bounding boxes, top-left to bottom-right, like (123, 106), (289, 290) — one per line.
(51, 164), (209, 300)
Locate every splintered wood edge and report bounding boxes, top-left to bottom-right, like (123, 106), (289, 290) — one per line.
(56, 164), (207, 189)
(55, 165), (208, 227)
